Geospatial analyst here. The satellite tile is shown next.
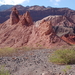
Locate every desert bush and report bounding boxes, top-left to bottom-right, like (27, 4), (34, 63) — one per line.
(49, 49), (75, 64)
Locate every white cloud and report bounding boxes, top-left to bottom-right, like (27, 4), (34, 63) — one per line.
(0, 0), (29, 5)
(55, 0), (61, 2)
(50, 0), (61, 6)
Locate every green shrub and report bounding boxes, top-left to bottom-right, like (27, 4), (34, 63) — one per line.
(49, 49), (75, 64)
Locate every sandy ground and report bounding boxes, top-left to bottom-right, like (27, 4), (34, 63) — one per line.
(0, 49), (75, 75)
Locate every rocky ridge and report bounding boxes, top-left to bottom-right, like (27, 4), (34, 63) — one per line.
(0, 7), (68, 48)
(36, 15), (75, 27)
(36, 15), (75, 45)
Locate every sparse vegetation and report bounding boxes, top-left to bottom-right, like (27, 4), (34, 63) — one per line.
(0, 65), (10, 75)
(0, 46), (42, 57)
(49, 49), (75, 64)
(0, 46), (33, 57)
(0, 47), (16, 57)
(62, 65), (71, 74)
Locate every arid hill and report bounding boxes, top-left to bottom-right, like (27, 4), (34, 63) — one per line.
(37, 15), (75, 45)
(0, 8), (68, 48)
(36, 15), (75, 35)
(36, 15), (75, 27)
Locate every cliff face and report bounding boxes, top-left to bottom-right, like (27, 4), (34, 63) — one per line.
(0, 8), (68, 48)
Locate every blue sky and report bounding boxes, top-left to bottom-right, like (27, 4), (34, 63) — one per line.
(0, 0), (75, 10)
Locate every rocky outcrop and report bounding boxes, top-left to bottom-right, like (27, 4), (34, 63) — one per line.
(10, 8), (33, 26)
(10, 7), (19, 25)
(38, 20), (53, 35)
(36, 15), (75, 37)
(24, 11), (33, 25)
(27, 20), (68, 48)
(19, 11), (33, 26)
(61, 34), (75, 45)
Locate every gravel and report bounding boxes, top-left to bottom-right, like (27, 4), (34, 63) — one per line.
(0, 49), (75, 75)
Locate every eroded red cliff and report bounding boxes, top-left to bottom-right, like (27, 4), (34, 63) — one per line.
(0, 8), (69, 48)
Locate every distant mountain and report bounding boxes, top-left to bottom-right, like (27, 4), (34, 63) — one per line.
(0, 5), (14, 11)
(5, 5), (47, 11)
(0, 5), (75, 24)
(6, 5), (26, 11)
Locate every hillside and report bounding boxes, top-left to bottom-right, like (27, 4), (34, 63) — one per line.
(0, 7), (68, 48)
(37, 15), (75, 44)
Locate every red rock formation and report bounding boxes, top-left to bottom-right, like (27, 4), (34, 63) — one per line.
(0, 8), (69, 48)
(27, 20), (68, 48)
(61, 34), (75, 44)
(20, 16), (28, 25)
(24, 11), (33, 25)
(19, 11), (33, 26)
(10, 7), (19, 25)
